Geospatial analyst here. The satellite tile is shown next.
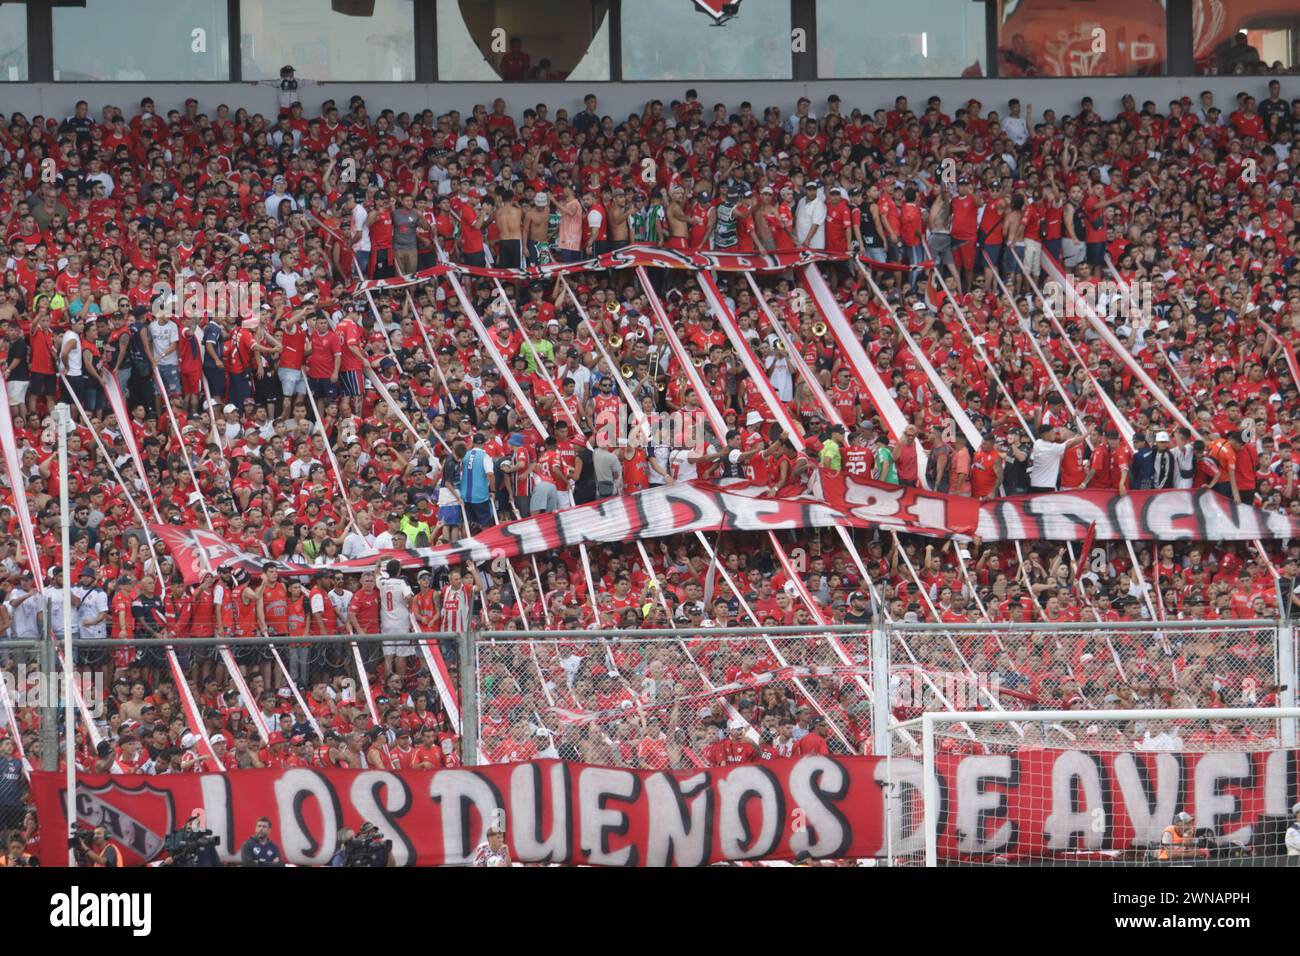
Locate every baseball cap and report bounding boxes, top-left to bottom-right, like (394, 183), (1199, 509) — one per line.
(1155, 431), (1170, 442)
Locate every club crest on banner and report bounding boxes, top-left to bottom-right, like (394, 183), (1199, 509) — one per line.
(73, 779), (176, 864)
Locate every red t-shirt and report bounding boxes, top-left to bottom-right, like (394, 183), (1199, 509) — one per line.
(306, 328), (341, 378)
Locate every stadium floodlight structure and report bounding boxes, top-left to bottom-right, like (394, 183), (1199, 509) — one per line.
(890, 707), (1300, 867)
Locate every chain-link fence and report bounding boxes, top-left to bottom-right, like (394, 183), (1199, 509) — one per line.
(473, 628), (880, 768)
(471, 620), (1294, 770)
(9, 619), (1290, 776)
(885, 707), (1300, 866)
(10, 633), (466, 770)
(884, 620), (1286, 755)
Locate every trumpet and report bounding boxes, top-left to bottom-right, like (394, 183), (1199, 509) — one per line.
(811, 322), (828, 337)
(692, 356), (705, 368)
(606, 301), (621, 315)
(656, 379), (668, 392)
(774, 337), (787, 352)
(608, 333), (624, 350)
(621, 364), (635, 378)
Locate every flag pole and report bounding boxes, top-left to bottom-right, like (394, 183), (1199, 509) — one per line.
(56, 402), (77, 866)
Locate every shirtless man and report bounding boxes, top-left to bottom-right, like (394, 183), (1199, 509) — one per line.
(608, 189), (631, 250)
(493, 187), (524, 271)
(665, 187), (690, 250)
(523, 192), (552, 266)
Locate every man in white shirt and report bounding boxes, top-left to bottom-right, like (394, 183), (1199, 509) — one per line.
(263, 176), (299, 218)
(44, 566), (76, 641)
(6, 571), (43, 639)
(348, 194), (374, 275)
(341, 512), (375, 559)
(377, 559), (415, 673)
(1028, 424), (1085, 492)
(783, 97), (815, 135)
(454, 119), (490, 153)
(274, 252), (305, 298)
(1001, 98), (1030, 147)
(148, 313), (181, 395)
(794, 181), (827, 250)
(327, 578), (354, 633)
(74, 567), (110, 641)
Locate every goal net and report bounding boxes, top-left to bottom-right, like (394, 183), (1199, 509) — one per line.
(886, 707), (1300, 866)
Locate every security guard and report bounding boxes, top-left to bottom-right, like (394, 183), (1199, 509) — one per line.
(240, 817), (284, 866)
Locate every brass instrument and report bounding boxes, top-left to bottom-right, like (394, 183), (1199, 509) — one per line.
(774, 337), (787, 352)
(621, 364), (635, 378)
(811, 322), (828, 337)
(692, 356), (705, 368)
(606, 301), (621, 315)
(656, 379), (668, 392)
(608, 334), (624, 350)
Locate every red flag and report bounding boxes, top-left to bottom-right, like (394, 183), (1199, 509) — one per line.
(1076, 521), (1097, 579)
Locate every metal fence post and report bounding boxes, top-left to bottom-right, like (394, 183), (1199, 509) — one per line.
(458, 624), (479, 765)
(870, 615), (890, 759)
(1279, 620), (1297, 747)
(39, 608), (58, 772)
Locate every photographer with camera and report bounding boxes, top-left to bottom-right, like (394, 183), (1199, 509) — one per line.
(1158, 811), (1208, 861)
(79, 825), (123, 867)
(0, 832), (34, 866)
(163, 815), (221, 867)
(329, 822), (392, 867)
(240, 817), (284, 867)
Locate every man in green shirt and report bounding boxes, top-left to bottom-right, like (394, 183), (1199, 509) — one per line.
(818, 423), (846, 471)
(518, 306), (554, 373)
(400, 502), (433, 547)
(873, 434), (898, 484)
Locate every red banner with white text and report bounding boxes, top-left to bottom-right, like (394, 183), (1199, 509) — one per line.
(152, 481), (1300, 586)
(977, 488), (1300, 542)
(33, 744), (1300, 865)
(31, 757), (886, 867)
(355, 243), (922, 293)
(913, 746), (1300, 861)
(153, 475), (978, 585)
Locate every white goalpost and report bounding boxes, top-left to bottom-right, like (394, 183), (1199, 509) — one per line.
(889, 707), (1300, 867)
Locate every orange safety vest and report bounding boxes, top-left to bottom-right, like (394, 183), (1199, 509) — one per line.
(92, 839), (125, 867)
(1157, 825), (1186, 861)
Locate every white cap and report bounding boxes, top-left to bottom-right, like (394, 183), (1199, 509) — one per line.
(180, 732), (199, 749)
(1155, 431), (1170, 442)
(728, 719), (746, 731)
(745, 411), (763, 426)
(223, 403), (237, 414)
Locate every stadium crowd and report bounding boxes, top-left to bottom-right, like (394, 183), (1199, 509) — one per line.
(2, 80), (1300, 854)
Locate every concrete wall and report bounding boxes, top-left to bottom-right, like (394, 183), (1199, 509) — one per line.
(6, 75), (1294, 125)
